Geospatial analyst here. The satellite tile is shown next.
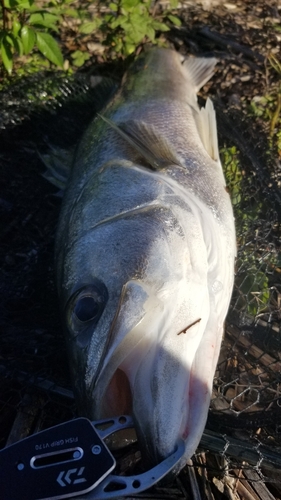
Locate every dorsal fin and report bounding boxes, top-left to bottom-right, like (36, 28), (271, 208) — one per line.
(193, 97), (219, 162)
(99, 114), (181, 170)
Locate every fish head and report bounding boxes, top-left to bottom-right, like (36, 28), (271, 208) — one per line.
(58, 197), (220, 468)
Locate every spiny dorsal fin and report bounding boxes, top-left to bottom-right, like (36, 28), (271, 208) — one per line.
(99, 114), (181, 170)
(193, 97), (219, 162)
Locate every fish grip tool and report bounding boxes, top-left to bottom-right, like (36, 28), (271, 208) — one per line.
(0, 415), (185, 500)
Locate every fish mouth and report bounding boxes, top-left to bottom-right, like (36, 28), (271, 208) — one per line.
(88, 280), (219, 467)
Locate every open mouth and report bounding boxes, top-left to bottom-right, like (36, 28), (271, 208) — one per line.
(100, 367), (133, 417)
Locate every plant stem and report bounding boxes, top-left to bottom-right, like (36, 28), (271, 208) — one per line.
(1, 0), (9, 31)
(1, 0), (4, 29)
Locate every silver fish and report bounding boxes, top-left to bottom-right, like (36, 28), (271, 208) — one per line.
(56, 48), (236, 471)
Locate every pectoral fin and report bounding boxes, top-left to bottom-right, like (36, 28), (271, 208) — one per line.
(40, 145), (74, 191)
(99, 114), (181, 170)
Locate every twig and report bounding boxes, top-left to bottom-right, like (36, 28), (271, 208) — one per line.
(177, 319), (201, 335)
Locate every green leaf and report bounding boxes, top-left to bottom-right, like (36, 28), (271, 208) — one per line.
(145, 25), (155, 41)
(4, 0), (22, 7)
(32, 12), (60, 23)
(36, 32), (63, 67)
(64, 8), (79, 17)
(29, 12), (60, 28)
(33, 23), (59, 32)
(5, 0), (33, 8)
(5, 34), (14, 46)
(151, 20), (170, 32)
(109, 2), (118, 11)
(124, 42), (136, 55)
(16, 0), (33, 4)
(21, 25), (36, 54)
(126, 19), (148, 39)
(130, 12), (149, 29)
(127, 31), (144, 44)
(12, 20), (21, 37)
(1, 37), (13, 74)
(71, 50), (90, 67)
(122, 0), (140, 9)
(71, 50), (83, 59)
(103, 14), (113, 23)
(79, 21), (99, 34)
(110, 16), (124, 29)
(13, 35), (24, 56)
(31, 22), (59, 31)
(167, 14), (181, 26)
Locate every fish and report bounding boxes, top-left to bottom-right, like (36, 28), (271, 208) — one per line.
(55, 47), (236, 472)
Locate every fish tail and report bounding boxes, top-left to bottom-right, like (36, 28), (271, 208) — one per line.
(182, 57), (220, 162)
(182, 56), (217, 93)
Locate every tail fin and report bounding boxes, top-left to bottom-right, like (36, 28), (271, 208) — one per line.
(182, 57), (217, 93)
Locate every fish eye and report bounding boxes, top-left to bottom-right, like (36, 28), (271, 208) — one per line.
(66, 281), (108, 339)
(74, 296), (101, 322)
